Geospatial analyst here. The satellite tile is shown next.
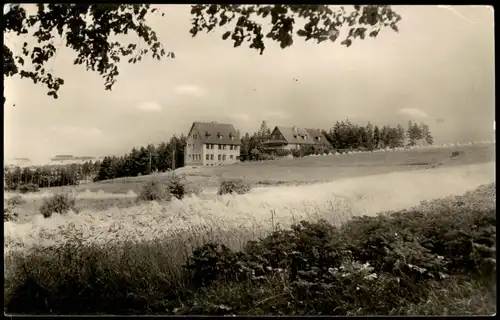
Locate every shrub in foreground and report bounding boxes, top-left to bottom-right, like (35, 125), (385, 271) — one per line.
(18, 183), (40, 194)
(138, 175), (201, 202)
(5, 195), (26, 207)
(39, 193), (77, 218)
(165, 173), (201, 199)
(4, 195), (25, 222)
(137, 180), (172, 202)
(5, 184), (496, 315)
(217, 179), (252, 195)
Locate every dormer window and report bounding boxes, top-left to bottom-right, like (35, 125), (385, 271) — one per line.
(217, 132), (223, 140)
(229, 133), (235, 141)
(316, 136), (321, 141)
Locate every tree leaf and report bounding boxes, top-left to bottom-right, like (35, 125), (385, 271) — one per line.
(341, 39), (352, 47)
(222, 31), (231, 40)
(296, 29), (307, 37)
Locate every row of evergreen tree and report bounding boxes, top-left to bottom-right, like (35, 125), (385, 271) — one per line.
(94, 136), (186, 181)
(4, 161), (100, 190)
(324, 119), (434, 150)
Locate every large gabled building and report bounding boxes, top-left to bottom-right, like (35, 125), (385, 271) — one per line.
(184, 121), (242, 166)
(261, 126), (331, 152)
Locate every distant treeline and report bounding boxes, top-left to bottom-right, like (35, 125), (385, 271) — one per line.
(4, 161), (100, 191)
(324, 119), (433, 150)
(94, 135), (186, 182)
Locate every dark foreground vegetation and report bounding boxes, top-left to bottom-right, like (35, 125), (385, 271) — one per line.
(4, 184), (496, 316)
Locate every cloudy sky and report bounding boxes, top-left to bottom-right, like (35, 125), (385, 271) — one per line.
(4, 5), (495, 163)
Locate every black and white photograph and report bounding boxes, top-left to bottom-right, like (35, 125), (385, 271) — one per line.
(4, 4), (496, 316)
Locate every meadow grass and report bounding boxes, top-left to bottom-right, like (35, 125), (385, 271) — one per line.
(4, 182), (496, 315)
(41, 143), (494, 195)
(3, 160), (496, 315)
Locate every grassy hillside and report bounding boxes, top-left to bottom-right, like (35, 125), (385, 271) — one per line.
(44, 143), (494, 194)
(4, 183), (496, 315)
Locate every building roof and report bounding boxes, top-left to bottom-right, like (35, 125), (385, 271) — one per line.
(52, 155), (74, 159)
(188, 121), (242, 145)
(274, 126), (330, 146)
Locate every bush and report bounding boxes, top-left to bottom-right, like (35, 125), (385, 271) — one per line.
(165, 173), (201, 200)
(4, 195), (25, 222)
(218, 179), (252, 195)
(267, 148), (291, 158)
(137, 180), (172, 202)
(39, 193), (77, 218)
(18, 183), (40, 194)
(291, 148), (301, 158)
(6, 194), (26, 207)
(138, 175), (201, 202)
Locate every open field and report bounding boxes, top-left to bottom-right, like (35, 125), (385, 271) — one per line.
(5, 161), (495, 254)
(41, 143), (494, 195)
(4, 143), (494, 221)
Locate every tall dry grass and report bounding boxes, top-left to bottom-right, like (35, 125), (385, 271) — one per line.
(4, 162), (494, 258)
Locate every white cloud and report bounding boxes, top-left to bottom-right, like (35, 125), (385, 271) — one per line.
(49, 126), (103, 137)
(230, 113), (252, 122)
(173, 85), (206, 97)
(137, 101), (162, 112)
(265, 111), (290, 120)
(397, 108), (429, 119)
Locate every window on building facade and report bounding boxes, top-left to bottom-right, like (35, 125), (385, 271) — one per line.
(218, 155), (221, 160)
(210, 154), (214, 160)
(230, 145), (233, 150)
(223, 155), (226, 161)
(206, 154), (209, 160)
(218, 144), (222, 150)
(194, 134), (198, 139)
(230, 155), (233, 159)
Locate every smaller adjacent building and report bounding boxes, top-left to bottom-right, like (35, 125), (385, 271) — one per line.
(49, 155), (97, 165)
(261, 126), (331, 152)
(5, 158), (32, 168)
(184, 121), (241, 166)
